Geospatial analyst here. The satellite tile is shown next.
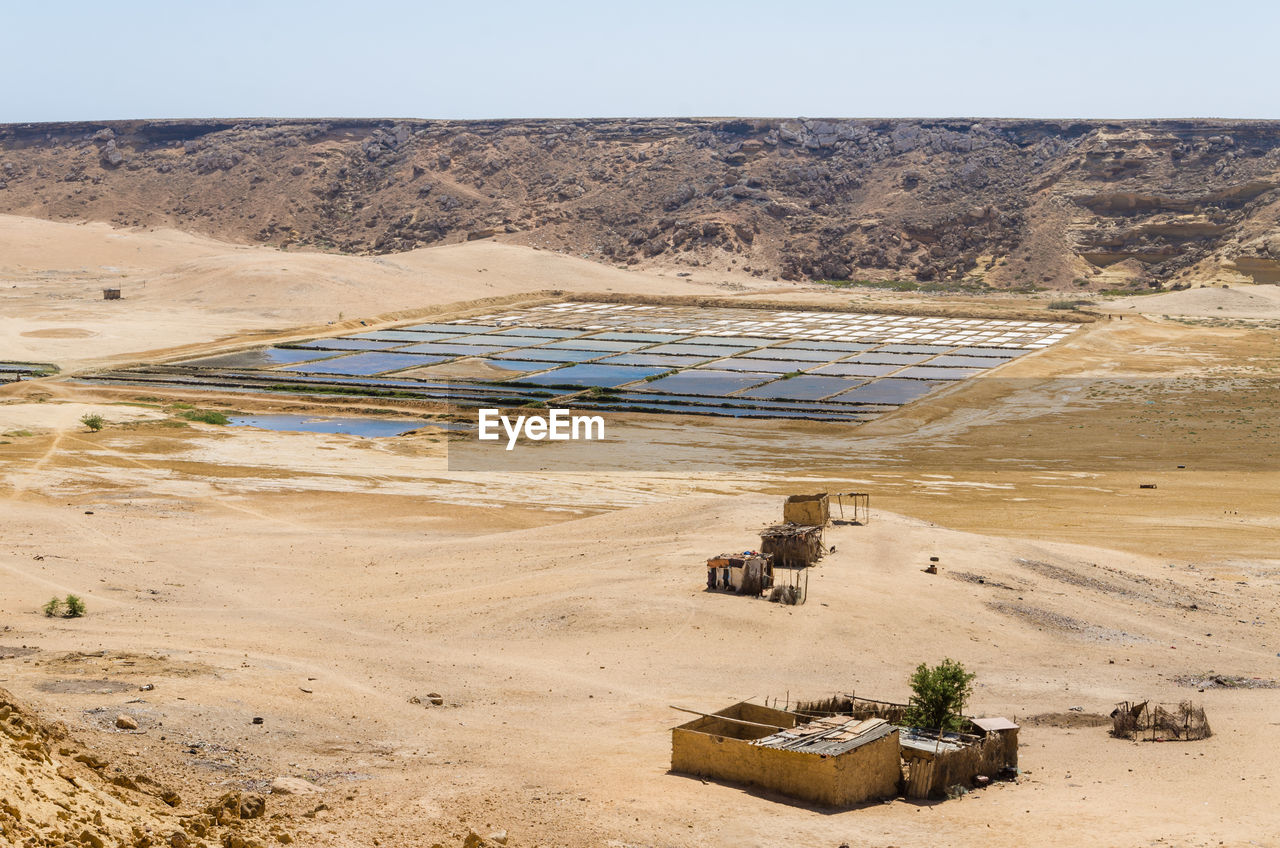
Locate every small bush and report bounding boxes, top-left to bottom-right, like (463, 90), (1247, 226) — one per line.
(1047, 300), (1078, 311)
(780, 371), (803, 380)
(41, 595), (85, 618)
(180, 410), (230, 425)
(904, 658), (975, 731)
(80, 413), (105, 432)
(523, 400), (547, 409)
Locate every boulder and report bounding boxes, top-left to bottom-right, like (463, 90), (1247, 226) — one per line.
(100, 141), (125, 168)
(269, 777), (324, 796)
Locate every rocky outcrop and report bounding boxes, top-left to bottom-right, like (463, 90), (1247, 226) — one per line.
(2, 117), (1280, 287)
(0, 686), (288, 848)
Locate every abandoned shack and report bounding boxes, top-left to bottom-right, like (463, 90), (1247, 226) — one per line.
(671, 702), (902, 807)
(793, 696), (1020, 799)
(102, 287), (121, 300)
(759, 523), (824, 568)
(706, 552), (774, 595)
(783, 493), (830, 526)
(899, 718), (1019, 798)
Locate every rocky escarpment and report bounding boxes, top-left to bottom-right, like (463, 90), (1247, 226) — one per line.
(3, 117), (1280, 288)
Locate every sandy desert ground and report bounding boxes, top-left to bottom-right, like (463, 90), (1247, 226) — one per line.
(3, 215), (1279, 848)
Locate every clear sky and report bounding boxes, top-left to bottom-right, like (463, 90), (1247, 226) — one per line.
(4, 0), (1276, 122)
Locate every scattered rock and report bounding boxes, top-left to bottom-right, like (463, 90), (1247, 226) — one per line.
(115, 713), (138, 730)
(269, 776), (324, 796)
(207, 792), (266, 823)
(99, 141), (124, 168)
(74, 752), (108, 770)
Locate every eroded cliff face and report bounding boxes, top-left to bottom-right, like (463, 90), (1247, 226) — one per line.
(2, 117), (1279, 288)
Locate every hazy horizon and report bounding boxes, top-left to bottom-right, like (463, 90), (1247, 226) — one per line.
(5, 0), (1278, 123)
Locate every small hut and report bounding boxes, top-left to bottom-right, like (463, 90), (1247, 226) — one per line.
(760, 523), (824, 568)
(783, 493), (829, 526)
(102, 287), (122, 300)
(899, 719), (1019, 798)
(706, 553), (773, 596)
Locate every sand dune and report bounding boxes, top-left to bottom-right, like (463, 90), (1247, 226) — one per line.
(1111, 282), (1280, 319)
(0, 215), (778, 371)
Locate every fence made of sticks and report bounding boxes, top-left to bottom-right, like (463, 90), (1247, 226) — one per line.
(1111, 700), (1212, 741)
(792, 695), (910, 725)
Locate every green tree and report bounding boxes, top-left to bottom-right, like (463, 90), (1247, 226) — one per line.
(904, 658), (975, 731)
(80, 413), (105, 432)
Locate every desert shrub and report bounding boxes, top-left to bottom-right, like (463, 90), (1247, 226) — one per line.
(42, 597), (63, 617)
(64, 594), (86, 618)
(904, 658), (975, 731)
(1047, 300), (1078, 311)
(180, 410), (230, 425)
(80, 413), (105, 432)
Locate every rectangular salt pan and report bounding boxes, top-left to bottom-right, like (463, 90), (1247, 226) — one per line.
(535, 339), (648, 353)
(279, 352), (448, 376)
(597, 353), (712, 368)
(404, 323), (500, 333)
(294, 338), (404, 351)
(511, 364), (669, 388)
(809, 362), (904, 378)
(832, 379), (944, 405)
(738, 348), (842, 363)
(735, 375), (866, 401)
(494, 348), (614, 363)
(638, 369), (776, 397)
(180, 348), (341, 368)
(646, 343), (759, 357)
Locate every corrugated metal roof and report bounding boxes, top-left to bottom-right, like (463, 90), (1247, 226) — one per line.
(898, 728), (970, 755)
(971, 716), (1019, 732)
(751, 716), (894, 756)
